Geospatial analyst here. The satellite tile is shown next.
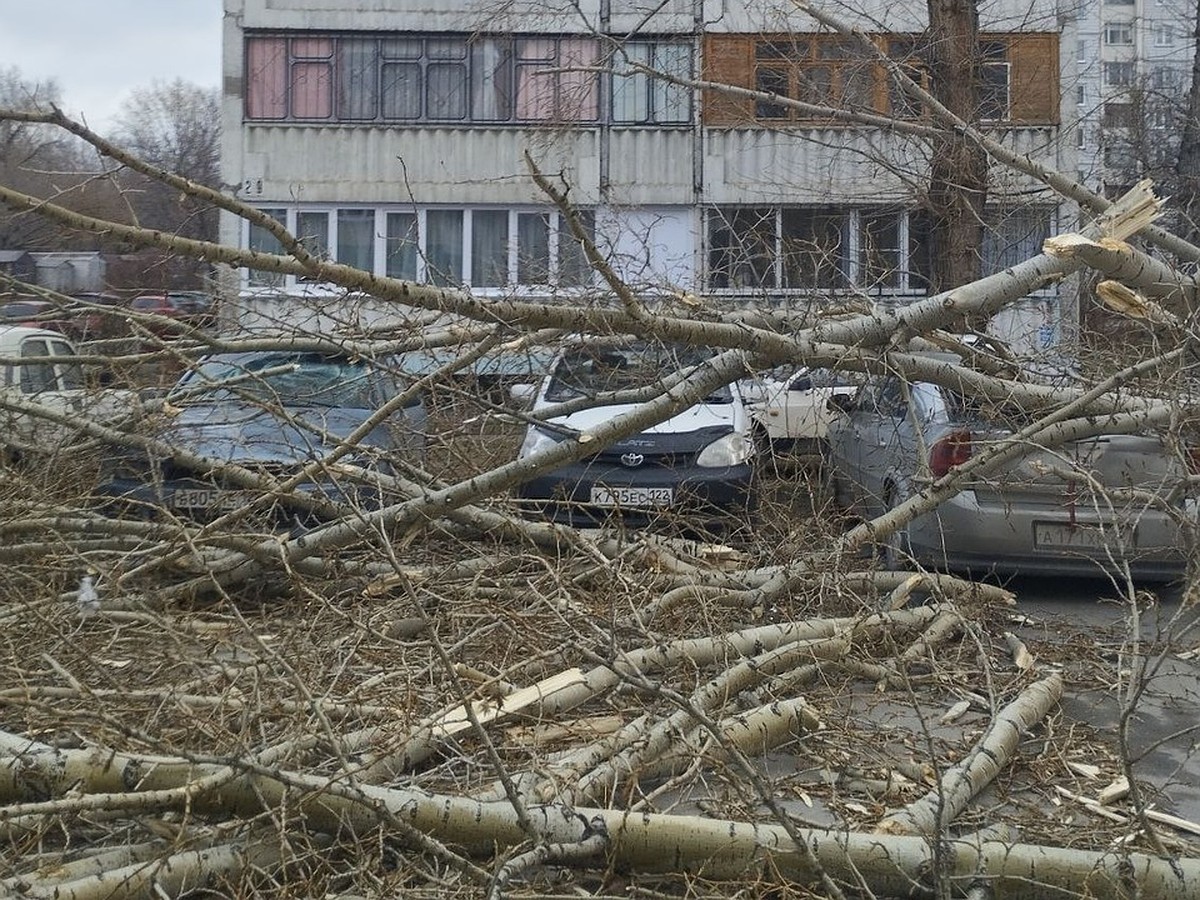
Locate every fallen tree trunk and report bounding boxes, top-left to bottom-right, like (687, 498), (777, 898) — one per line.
(2, 728), (1196, 900)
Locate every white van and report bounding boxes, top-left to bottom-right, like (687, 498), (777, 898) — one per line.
(0, 325), (131, 457)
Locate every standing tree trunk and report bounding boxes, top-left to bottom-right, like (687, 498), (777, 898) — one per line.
(1175, 0), (1200, 242)
(925, 0), (989, 292)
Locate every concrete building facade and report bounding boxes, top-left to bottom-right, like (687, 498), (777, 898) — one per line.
(220, 0), (1078, 350)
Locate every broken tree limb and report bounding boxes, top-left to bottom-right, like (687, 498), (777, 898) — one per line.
(354, 608), (936, 783)
(876, 673), (1064, 836)
(1044, 233), (1199, 305)
(1096, 280), (1184, 326)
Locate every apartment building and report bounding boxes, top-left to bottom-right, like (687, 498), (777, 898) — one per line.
(1073, 0), (1195, 197)
(220, 0), (1076, 349)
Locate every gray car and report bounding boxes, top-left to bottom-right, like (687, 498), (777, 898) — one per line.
(102, 350), (426, 528)
(824, 369), (1195, 580)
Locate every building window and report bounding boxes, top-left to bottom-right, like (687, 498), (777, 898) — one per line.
(558, 211), (596, 287)
(245, 33), (602, 124)
(708, 208), (778, 289)
(1104, 62), (1137, 87)
(471, 210), (509, 287)
(426, 210), (464, 286)
(517, 213), (551, 285)
(752, 37), (874, 120)
(1077, 126), (1087, 149)
(982, 209), (1052, 275)
(705, 206), (1050, 293)
(337, 209), (376, 273)
(1149, 66), (1179, 89)
(247, 207), (595, 290)
(1152, 23), (1176, 47)
(781, 208), (850, 289)
(247, 209), (287, 286)
(1103, 22), (1134, 46)
(1076, 85), (1086, 105)
(1102, 101), (1136, 127)
(611, 40), (692, 124)
(980, 42), (1010, 120)
(385, 212), (418, 280)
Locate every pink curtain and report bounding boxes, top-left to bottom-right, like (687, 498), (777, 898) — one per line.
(291, 38), (333, 118)
(246, 38), (287, 119)
(516, 39), (556, 120)
(557, 39), (598, 121)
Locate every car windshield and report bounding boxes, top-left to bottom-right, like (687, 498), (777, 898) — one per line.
(172, 353), (378, 408)
(545, 342), (732, 403)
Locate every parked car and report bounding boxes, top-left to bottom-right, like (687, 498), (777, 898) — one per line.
(514, 340), (756, 526)
(743, 366), (861, 454)
(0, 325), (137, 457)
(68, 292), (126, 341)
(128, 294), (191, 337)
(824, 366), (1194, 579)
(165, 291), (217, 328)
(0, 299), (66, 332)
(100, 350), (426, 526)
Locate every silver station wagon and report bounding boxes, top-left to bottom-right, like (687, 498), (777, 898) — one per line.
(825, 370), (1195, 580)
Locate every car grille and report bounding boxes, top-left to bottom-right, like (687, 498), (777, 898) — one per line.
(588, 449), (695, 469)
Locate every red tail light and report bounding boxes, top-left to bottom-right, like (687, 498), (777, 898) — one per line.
(930, 431), (973, 477)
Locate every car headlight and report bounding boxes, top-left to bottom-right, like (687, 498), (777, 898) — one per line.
(518, 426), (563, 460)
(696, 431), (754, 467)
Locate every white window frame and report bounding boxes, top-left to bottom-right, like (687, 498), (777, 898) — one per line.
(1103, 21), (1134, 46)
(242, 206), (596, 292)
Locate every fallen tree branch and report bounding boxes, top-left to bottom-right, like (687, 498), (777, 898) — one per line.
(876, 673), (1064, 835)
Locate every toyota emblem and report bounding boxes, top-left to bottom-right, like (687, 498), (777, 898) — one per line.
(620, 452), (645, 468)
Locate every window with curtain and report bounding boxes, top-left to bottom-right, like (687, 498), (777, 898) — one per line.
(517, 213), (550, 284)
(337, 209), (376, 272)
(246, 33), (599, 124)
(247, 38), (287, 119)
(612, 40), (691, 124)
(471, 38), (515, 121)
(291, 38), (334, 118)
(386, 212), (418, 280)
(471, 210), (509, 287)
(558, 211), (595, 287)
(426, 210), (463, 286)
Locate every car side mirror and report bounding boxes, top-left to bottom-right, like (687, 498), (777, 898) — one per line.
(828, 393), (855, 413)
(509, 383), (536, 404)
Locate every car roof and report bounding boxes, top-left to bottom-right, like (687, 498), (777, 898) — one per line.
(0, 324), (74, 342)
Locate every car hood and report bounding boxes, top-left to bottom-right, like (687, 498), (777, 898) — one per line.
(158, 402), (381, 465)
(537, 401), (741, 452)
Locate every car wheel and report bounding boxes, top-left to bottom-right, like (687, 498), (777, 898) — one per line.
(880, 484), (912, 570)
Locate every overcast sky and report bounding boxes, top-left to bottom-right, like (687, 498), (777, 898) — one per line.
(0, 1), (222, 134)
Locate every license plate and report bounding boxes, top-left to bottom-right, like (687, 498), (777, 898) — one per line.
(1034, 522), (1134, 551)
(590, 486), (674, 507)
(171, 488), (244, 513)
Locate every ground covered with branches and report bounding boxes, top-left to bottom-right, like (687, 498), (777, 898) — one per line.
(3, 438), (1198, 898)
